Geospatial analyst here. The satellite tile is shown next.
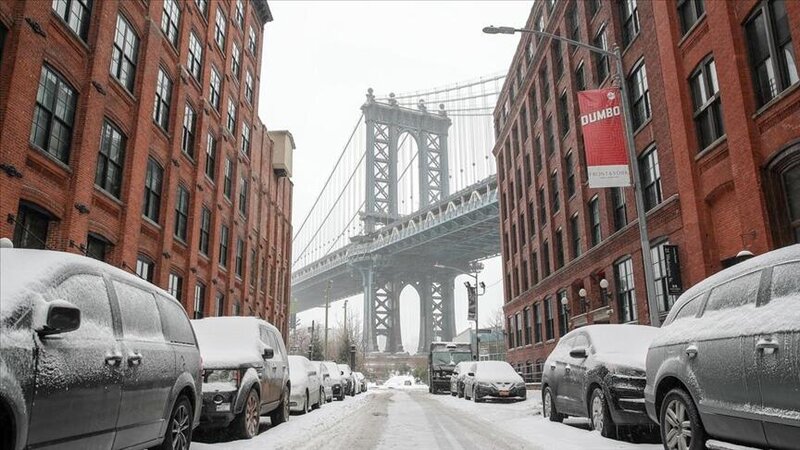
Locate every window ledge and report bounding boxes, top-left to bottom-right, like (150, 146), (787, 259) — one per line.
(694, 135), (728, 162)
(620, 33), (640, 58)
(141, 215), (162, 230)
(173, 237), (188, 248)
(752, 81), (800, 119)
(677, 14), (708, 49)
(108, 77), (137, 105)
(28, 143), (72, 175)
(632, 117), (652, 137)
(93, 186), (123, 207)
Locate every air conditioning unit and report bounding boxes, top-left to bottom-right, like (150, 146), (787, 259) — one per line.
(268, 130), (295, 178)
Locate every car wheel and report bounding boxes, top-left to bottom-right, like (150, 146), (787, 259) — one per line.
(473, 392), (482, 403)
(270, 387), (290, 425)
(317, 388), (325, 408)
(590, 387), (617, 439)
(231, 388), (260, 439)
(660, 388), (706, 450)
(158, 395), (192, 450)
(299, 390), (309, 415)
(465, 387), (471, 400)
(458, 386), (464, 398)
(542, 387), (564, 423)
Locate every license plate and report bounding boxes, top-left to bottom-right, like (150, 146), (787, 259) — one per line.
(216, 403), (231, 412)
(499, 390), (509, 397)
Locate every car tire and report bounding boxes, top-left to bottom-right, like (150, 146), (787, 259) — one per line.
(542, 387), (564, 423)
(316, 388), (324, 408)
(660, 388), (706, 450)
(270, 387), (290, 426)
(590, 387), (617, 439)
(158, 395), (193, 450)
(299, 390), (309, 415)
(473, 392), (482, 403)
(458, 385), (464, 398)
(464, 387), (471, 400)
(231, 388), (260, 439)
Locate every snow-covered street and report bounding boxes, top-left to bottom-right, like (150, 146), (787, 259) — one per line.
(193, 387), (661, 450)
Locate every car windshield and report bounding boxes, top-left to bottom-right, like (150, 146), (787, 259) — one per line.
(432, 351), (472, 366)
(476, 361), (518, 378)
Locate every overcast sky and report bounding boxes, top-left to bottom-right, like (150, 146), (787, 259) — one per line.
(259, 1), (533, 353)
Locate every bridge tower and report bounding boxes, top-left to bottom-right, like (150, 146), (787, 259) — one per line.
(359, 89), (454, 354)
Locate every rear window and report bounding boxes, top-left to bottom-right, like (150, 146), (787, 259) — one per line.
(771, 262), (800, 301)
(704, 271), (761, 313)
(156, 295), (196, 345)
(114, 281), (164, 342)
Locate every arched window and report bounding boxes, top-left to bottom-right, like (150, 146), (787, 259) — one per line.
(765, 144), (800, 247)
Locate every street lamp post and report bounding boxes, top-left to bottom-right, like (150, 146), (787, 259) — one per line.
(483, 25), (661, 327)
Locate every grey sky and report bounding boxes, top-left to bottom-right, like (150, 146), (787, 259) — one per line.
(259, 1), (532, 352)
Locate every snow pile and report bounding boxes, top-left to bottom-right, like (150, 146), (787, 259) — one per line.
(191, 317), (266, 368)
(474, 361), (524, 384)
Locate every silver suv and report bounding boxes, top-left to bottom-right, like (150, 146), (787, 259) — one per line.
(645, 244), (800, 450)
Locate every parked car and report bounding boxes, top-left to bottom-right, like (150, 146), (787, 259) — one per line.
(322, 361), (345, 400)
(315, 361), (334, 402)
(0, 246), (201, 450)
(450, 361), (473, 398)
(645, 244), (800, 450)
(288, 355), (322, 414)
(463, 361), (526, 403)
(338, 364), (356, 396)
(354, 372), (367, 392)
(191, 317), (290, 439)
(541, 324), (660, 439)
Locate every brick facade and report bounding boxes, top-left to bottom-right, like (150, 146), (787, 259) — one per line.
(493, 0), (800, 378)
(0, 0), (293, 338)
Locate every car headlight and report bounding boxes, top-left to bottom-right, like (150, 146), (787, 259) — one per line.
(513, 382), (526, 389)
(476, 381), (492, 388)
(203, 369), (240, 387)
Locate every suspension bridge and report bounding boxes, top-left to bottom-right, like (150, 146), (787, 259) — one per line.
(291, 75), (504, 353)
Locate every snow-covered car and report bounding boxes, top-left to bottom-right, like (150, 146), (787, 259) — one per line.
(450, 361), (474, 397)
(315, 361), (334, 402)
(542, 324), (660, 439)
(354, 371), (367, 392)
(0, 246), (201, 450)
(322, 361), (345, 400)
(191, 317), (290, 439)
(463, 361), (526, 403)
(288, 355), (322, 413)
(645, 244), (800, 450)
(339, 363), (356, 396)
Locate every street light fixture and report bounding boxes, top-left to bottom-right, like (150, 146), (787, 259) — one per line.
(482, 24), (661, 328)
(434, 262), (485, 359)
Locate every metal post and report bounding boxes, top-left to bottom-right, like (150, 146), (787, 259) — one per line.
(474, 272), (480, 361)
(324, 281), (332, 360)
(613, 47), (661, 328)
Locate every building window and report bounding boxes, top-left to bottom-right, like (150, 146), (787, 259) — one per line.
(219, 225), (229, 268)
(544, 297), (554, 340)
(227, 99), (237, 134)
(194, 282), (206, 319)
(651, 241), (679, 314)
(534, 135), (543, 173)
(235, 0), (245, 29)
(136, 256), (154, 282)
(231, 42), (241, 79)
(552, 41), (563, 79)
(94, 120), (126, 198)
(209, 66), (221, 110)
(110, 14), (138, 92)
(575, 62), (586, 91)
(540, 65), (550, 103)
(515, 313), (523, 348)
(52, 0), (92, 41)
(223, 157), (233, 199)
(205, 133), (217, 180)
(215, 7), (227, 50)
(558, 92), (570, 137)
(507, 316), (515, 348)
(199, 206), (211, 255)
(783, 161), (800, 243)
(235, 238), (244, 277)
(550, 170), (560, 213)
(241, 123), (251, 155)
(174, 185), (190, 242)
(639, 147), (663, 211)
(545, 116), (555, 156)
(589, 196), (601, 247)
(161, 0), (180, 47)
(558, 290), (569, 336)
(143, 157), (163, 222)
(678, 0), (705, 35)
(534, 303), (542, 343)
(181, 103), (196, 157)
(12, 203), (51, 249)
(85, 234), (109, 261)
(588, 0), (600, 17)
(542, 240), (551, 277)
(238, 176), (248, 216)
(568, 5), (580, 41)
(523, 307), (531, 345)
(628, 61), (651, 129)
(530, 85), (539, 121)
(248, 26), (258, 54)
(531, 251), (539, 284)
(593, 26), (609, 82)
(570, 213), (581, 259)
(249, 248), (257, 285)
(168, 272), (183, 301)
(745, 0), (798, 107)
(612, 187), (627, 231)
(538, 187), (547, 225)
(30, 66), (77, 163)
(690, 57), (724, 150)
(153, 68), (172, 131)
(615, 257), (637, 322)
(620, 0), (640, 48)
(215, 292), (225, 316)
(188, 32), (203, 81)
(195, 0), (208, 17)
(245, 70), (254, 104)
(565, 152), (576, 197)
(555, 229), (565, 269)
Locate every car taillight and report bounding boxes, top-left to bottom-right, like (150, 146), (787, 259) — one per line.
(233, 369), (242, 386)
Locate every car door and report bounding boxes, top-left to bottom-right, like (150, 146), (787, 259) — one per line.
(560, 333), (590, 416)
(27, 273), (123, 450)
(691, 270), (766, 445)
(111, 281), (177, 448)
(258, 325), (275, 403)
(267, 329), (288, 403)
(306, 360), (320, 402)
(758, 262), (800, 448)
(548, 335), (574, 413)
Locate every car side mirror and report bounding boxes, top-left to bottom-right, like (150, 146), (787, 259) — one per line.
(467, 372), (474, 377)
(569, 347), (588, 358)
(323, 373), (330, 379)
(263, 346), (274, 360)
(36, 300), (81, 336)
(341, 371), (344, 375)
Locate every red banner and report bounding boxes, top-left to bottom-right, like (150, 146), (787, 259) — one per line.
(577, 88), (631, 188)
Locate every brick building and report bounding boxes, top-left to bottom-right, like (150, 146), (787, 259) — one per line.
(0, 0), (294, 337)
(493, 0), (800, 378)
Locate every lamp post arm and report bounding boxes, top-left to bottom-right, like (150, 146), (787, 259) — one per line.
(511, 27), (617, 59)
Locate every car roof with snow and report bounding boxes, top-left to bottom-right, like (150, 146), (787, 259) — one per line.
(191, 316), (279, 368)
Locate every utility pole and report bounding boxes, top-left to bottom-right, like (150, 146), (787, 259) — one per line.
(343, 299), (348, 341)
(324, 280), (332, 360)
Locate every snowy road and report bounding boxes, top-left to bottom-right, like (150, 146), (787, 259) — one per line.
(193, 388), (662, 450)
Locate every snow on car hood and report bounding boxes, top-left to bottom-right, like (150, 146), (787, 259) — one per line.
(475, 361), (524, 384)
(191, 317), (265, 368)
